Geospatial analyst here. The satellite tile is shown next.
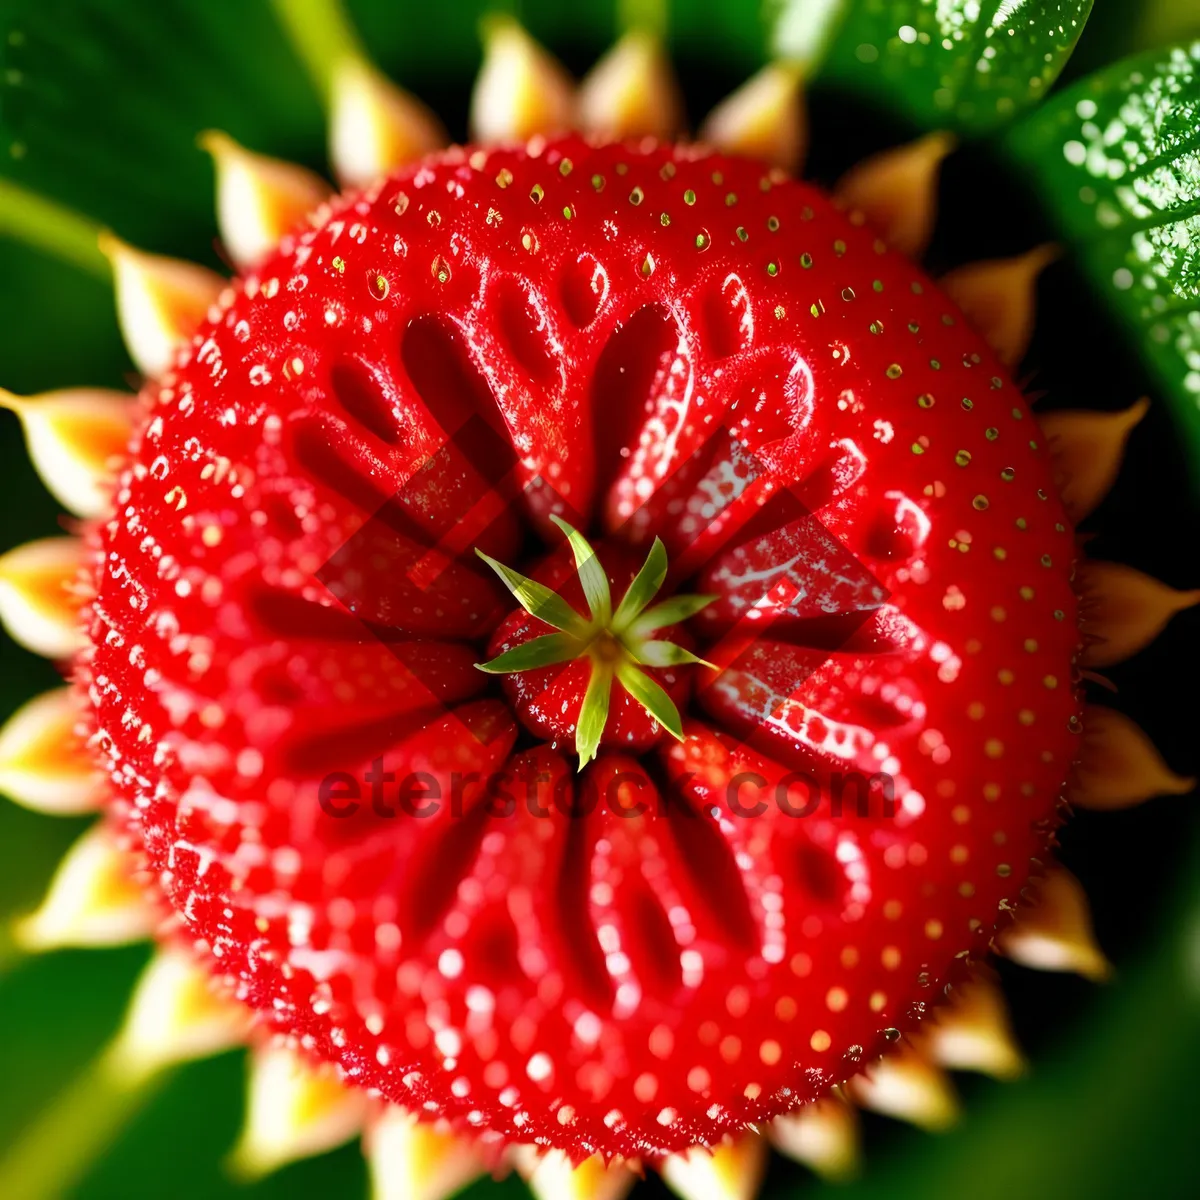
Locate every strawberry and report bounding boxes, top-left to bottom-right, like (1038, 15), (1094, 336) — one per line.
(84, 136), (1082, 1162)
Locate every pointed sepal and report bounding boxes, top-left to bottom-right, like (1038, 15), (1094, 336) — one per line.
(1069, 705), (1193, 811)
(14, 824), (153, 950)
(924, 972), (1026, 1080)
(200, 131), (332, 271)
(848, 1043), (959, 1132)
(941, 245), (1059, 367)
(99, 233), (223, 377)
(700, 62), (806, 173)
(1076, 560), (1200, 669)
(366, 1107), (486, 1200)
(0, 687), (102, 815)
(997, 865), (1113, 981)
(518, 1148), (637, 1200)
(330, 56), (447, 189)
(469, 16), (576, 145)
(228, 1045), (368, 1179)
(113, 948), (249, 1076)
(0, 536), (86, 659)
(661, 1134), (768, 1200)
(0, 387), (137, 518)
(1038, 399), (1149, 524)
(578, 30), (683, 140)
(770, 1094), (860, 1182)
(835, 133), (955, 259)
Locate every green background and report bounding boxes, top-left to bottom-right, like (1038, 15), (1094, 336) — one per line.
(2, 1), (1199, 1197)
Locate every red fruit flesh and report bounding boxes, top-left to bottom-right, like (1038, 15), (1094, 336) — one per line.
(85, 138), (1082, 1161)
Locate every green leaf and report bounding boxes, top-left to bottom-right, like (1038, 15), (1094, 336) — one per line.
(1005, 41), (1200, 480)
(633, 640), (716, 669)
(771, 0), (1094, 137)
(611, 537), (668, 630)
(550, 515), (611, 626)
(474, 549), (588, 635)
(615, 661), (684, 741)
(475, 632), (583, 674)
(628, 592), (717, 635)
(575, 663), (612, 768)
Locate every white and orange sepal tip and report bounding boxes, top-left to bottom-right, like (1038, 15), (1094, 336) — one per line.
(112, 948), (249, 1079)
(661, 1133), (768, 1200)
(469, 15), (576, 145)
(1070, 705), (1194, 811)
(1076, 560), (1200, 670)
(835, 132), (956, 259)
(848, 1043), (959, 1132)
(329, 56), (447, 190)
(997, 865), (1113, 982)
(0, 687), (102, 815)
(199, 131), (332, 271)
(227, 1044), (368, 1180)
(0, 536), (87, 660)
(578, 30), (684, 141)
(1038, 398), (1150, 524)
(940, 245), (1059, 367)
(770, 1094), (860, 1181)
(367, 1107), (487, 1200)
(515, 1147), (637, 1200)
(99, 232), (224, 378)
(13, 823), (153, 951)
(924, 973), (1026, 1080)
(0, 386), (137, 518)
(699, 61), (806, 173)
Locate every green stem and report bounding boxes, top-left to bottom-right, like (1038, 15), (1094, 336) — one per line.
(0, 1043), (165, 1199)
(268, 0), (366, 105)
(0, 180), (109, 279)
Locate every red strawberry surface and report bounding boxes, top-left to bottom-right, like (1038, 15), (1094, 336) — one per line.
(84, 137), (1082, 1161)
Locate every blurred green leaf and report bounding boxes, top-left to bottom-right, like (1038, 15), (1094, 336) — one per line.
(771, 0), (1093, 136)
(1006, 41), (1200, 491)
(0, 0), (324, 264)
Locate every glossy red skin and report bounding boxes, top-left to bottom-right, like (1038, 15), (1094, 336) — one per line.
(84, 138), (1082, 1161)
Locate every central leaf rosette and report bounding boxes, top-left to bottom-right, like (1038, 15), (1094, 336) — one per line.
(477, 517), (716, 765)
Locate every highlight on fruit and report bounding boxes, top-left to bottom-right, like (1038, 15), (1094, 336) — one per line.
(0, 2), (1197, 1199)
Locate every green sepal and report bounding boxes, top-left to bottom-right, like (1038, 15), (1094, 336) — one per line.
(633, 641), (717, 670)
(576, 663), (613, 769)
(611, 537), (668, 631)
(550, 515), (611, 626)
(475, 632), (585, 675)
(475, 549), (589, 635)
(628, 593), (718, 636)
(615, 661), (685, 742)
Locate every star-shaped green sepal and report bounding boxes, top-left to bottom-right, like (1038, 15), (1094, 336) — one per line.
(475, 517), (716, 768)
